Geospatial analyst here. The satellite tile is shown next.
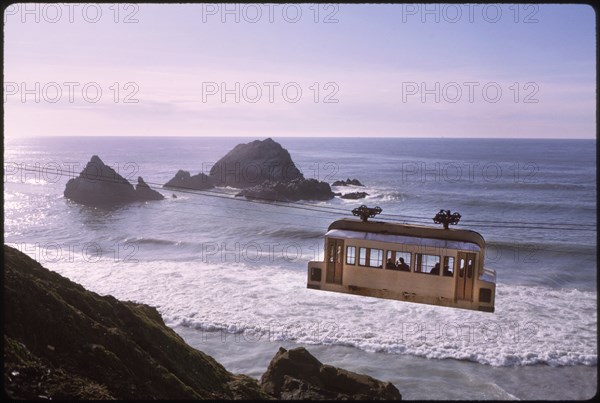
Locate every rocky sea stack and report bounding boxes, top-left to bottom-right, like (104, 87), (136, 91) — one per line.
(210, 138), (334, 202)
(135, 176), (164, 200)
(4, 245), (402, 400)
(209, 138), (302, 188)
(64, 155), (163, 207)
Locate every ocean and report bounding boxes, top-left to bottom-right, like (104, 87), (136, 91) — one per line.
(3, 136), (597, 399)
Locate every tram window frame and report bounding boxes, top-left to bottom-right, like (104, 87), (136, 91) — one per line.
(328, 243), (335, 263)
(443, 256), (455, 277)
(346, 246), (356, 265)
(386, 250), (411, 271)
(458, 258), (465, 278)
(369, 248), (383, 268)
(467, 258), (474, 278)
(358, 247), (367, 266)
(415, 253), (441, 275)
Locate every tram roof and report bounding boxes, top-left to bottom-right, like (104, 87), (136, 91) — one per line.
(327, 219), (486, 251)
(325, 229), (480, 252)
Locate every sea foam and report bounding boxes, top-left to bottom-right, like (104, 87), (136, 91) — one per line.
(35, 253), (597, 368)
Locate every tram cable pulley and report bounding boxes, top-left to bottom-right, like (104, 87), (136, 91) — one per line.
(352, 205), (382, 222)
(433, 209), (461, 229)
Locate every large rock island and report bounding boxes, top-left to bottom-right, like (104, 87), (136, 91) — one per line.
(4, 245), (402, 400)
(64, 155), (163, 207)
(207, 138), (334, 202)
(209, 138), (303, 187)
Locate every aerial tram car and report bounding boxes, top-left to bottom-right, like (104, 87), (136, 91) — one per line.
(307, 206), (496, 312)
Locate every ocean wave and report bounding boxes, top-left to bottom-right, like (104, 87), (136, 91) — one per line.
(336, 188), (404, 203)
(459, 197), (595, 213)
(43, 257), (594, 369)
(463, 181), (594, 192)
(378, 191), (404, 202)
(123, 237), (188, 247)
(486, 240), (597, 256)
(168, 281), (598, 367)
(255, 228), (325, 240)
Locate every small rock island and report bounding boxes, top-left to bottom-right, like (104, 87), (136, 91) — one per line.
(340, 191), (369, 200)
(163, 169), (215, 191)
(332, 178), (364, 187)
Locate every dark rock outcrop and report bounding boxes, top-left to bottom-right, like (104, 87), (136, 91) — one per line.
(332, 178), (364, 187)
(209, 138), (303, 188)
(340, 192), (369, 200)
(163, 170), (214, 191)
(64, 155), (163, 207)
(236, 178), (334, 202)
(3, 245), (268, 400)
(260, 347), (401, 400)
(213, 138), (334, 201)
(136, 177), (165, 200)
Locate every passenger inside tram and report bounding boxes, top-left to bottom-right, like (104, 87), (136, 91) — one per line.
(396, 257), (410, 271)
(430, 263), (440, 275)
(386, 258), (396, 270)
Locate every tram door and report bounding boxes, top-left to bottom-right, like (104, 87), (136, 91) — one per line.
(456, 252), (476, 301)
(326, 238), (344, 285)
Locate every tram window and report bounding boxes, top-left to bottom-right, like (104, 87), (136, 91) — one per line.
(346, 246), (356, 265)
(369, 249), (383, 268)
(467, 259), (474, 278)
(359, 247), (367, 266)
(415, 254), (441, 275)
(396, 252), (411, 271)
(458, 258), (465, 277)
(443, 256), (455, 277)
(328, 243), (335, 263)
(386, 251), (411, 271)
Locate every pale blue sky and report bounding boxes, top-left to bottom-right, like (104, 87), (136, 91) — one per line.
(3, 3), (596, 138)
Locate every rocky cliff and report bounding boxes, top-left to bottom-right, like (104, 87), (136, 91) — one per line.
(4, 245), (401, 400)
(3, 245), (266, 400)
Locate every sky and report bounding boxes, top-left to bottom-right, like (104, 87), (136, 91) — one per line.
(3, 3), (596, 138)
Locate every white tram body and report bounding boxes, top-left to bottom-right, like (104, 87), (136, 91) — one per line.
(307, 218), (496, 312)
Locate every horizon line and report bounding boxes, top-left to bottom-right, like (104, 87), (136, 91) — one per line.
(4, 135), (596, 141)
